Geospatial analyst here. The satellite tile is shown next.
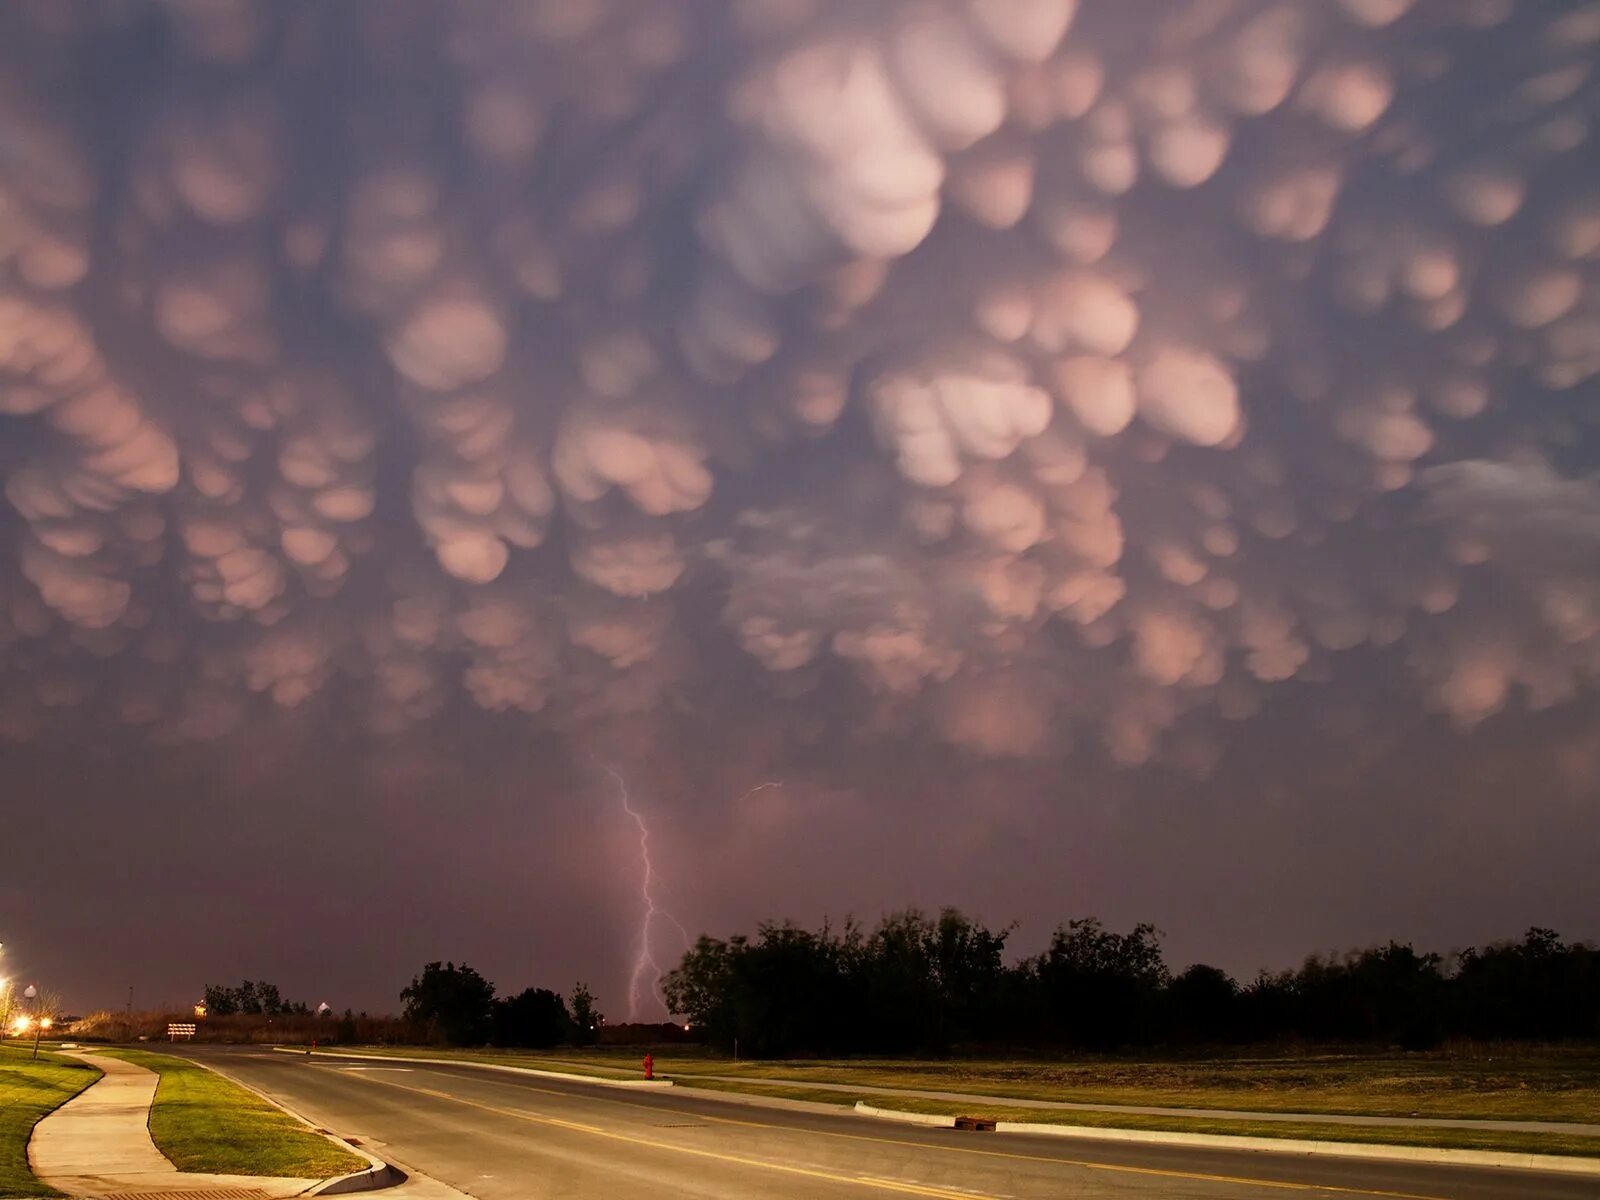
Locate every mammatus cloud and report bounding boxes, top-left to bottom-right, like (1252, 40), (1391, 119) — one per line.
(1, 0), (1597, 768)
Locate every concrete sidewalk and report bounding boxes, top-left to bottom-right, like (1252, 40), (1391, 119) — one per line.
(689, 1073), (1600, 1137)
(28, 1051), (317, 1198)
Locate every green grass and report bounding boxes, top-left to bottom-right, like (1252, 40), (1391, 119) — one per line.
(324, 1043), (1600, 1124)
(98, 1049), (365, 1179)
(0, 1044), (101, 1198)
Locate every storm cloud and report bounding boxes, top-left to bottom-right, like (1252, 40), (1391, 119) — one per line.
(1, 0), (1598, 1009)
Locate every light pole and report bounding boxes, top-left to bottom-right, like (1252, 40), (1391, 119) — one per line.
(23, 985), (42, 1061)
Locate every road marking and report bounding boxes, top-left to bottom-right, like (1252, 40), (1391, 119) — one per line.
(360, 1079), (993, 1199)
(330, 1067), (1455, 1200)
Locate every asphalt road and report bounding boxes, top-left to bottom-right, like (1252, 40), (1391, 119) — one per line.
(171, 1046), (1598, 1200)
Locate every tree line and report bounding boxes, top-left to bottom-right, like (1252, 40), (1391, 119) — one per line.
(202, 979), (308, 1017)
(398, 961), (603, 1047)
(662, 911), (1600, 1056)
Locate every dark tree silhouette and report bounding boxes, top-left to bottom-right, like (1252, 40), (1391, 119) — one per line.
(492, 987), (571, 1047)
(400, 961), (495, 1045)
(568, 982), (603, 1046)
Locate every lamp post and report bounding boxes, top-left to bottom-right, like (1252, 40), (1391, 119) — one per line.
(23, 985), (42, 1061)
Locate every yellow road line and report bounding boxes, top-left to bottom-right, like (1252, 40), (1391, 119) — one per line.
(330, 1065), (1455, 1200)
(353, 1077), (989, 1199)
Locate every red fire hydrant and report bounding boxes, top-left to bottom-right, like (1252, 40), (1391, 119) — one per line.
(643, 1053), (654, 1081)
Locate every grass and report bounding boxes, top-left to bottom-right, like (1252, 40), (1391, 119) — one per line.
(0, 1043), (101, 1198)
(98, 1048), (365, 1179)
(306, 1042), (1600, 1158)
(318, 1042), (1600, 1123)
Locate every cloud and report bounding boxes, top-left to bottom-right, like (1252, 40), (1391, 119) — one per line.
(0, 0), (1597, 772)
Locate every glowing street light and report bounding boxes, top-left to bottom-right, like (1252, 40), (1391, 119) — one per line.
(22, 984), (44, 1060)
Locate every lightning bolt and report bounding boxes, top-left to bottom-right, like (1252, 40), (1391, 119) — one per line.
(597, 761), (691, 1021)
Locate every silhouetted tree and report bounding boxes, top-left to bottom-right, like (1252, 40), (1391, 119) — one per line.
(1454, 928), (1599, 1040)
(1035, 919), (1169, 1048)
(659, 914), (1597, 1054)
(1165, 963), (1240, 1043)
(492, 987), (571, 1047)
(665, 921), (859, 1055)
(568, 982), (602, 1045)
(202, 979), (295, 1017)
(202, 982), (238, 1016)
(401, 961), (495, 1045)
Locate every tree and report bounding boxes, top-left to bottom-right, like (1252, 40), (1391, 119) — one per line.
(202, 979), (296, 1018)
(676, 922), (860, 1056)
(255, 981), (286, 1016)
(1165, 963), (1239, 1043)
(929, 908), (1012, 1044)
(401, 962), (495, 1045)
(662, 943), (729, 1044)
(203, 983), (239, 1017)
(492, 987), (571, 1047)
(1036, 918), (1169, 1048)
(568, 982), (602, 1046)
(853, 909), (1010, 1051)
(1454, 928), (1599, 1040)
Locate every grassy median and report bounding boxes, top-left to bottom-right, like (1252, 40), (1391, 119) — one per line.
(99, 1049), (365, 1179)
(303, 1042), (1600, 1158)
(693, 1083), (1600, 1158)
(311, 1043), (1600, 1123)
(0, 1044), (101, 1198)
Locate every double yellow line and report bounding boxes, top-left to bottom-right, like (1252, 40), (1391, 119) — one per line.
(327, 1065), (1453, 1200)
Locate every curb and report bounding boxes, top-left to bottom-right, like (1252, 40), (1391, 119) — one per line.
(854, 1100), (1600, 1177)
(311, 1161), (408, 1196)
(990, 1121), (1600, 1177)
(854, 1102), (956, 1128)
(273, 1047), (675, 1090)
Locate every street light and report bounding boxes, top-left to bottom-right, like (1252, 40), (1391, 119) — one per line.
(0, 968), (14, 1040)
(23, 984), (42, 1061)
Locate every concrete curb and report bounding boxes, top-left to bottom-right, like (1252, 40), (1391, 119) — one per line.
(172, 1051), (402, 1194)
(273, 1047), (675, 1090)
(854, 1102), (956, 1128)
(991, 1120), (1600, 1176)
(311, 1161), (408, 1196)
(854, 1099), (1600, 1176)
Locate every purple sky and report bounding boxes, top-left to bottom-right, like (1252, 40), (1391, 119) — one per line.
(1, 0), (1597, 1018)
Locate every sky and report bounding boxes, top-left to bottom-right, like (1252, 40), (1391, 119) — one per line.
(1, 0), (1597, 1020)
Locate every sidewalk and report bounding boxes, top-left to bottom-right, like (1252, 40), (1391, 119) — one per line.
(689, 1073), (1600, 1137)
(28, 1051), (317, 1198)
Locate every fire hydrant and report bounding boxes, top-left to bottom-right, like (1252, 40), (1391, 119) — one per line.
(643, 1053), (654, 1081)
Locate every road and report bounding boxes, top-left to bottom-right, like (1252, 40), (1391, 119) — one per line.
(172, 1046), (1597, 1200)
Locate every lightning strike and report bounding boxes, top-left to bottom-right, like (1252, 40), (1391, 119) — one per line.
(736, 782), (784, 803)
(597, 761), (691, 1021)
